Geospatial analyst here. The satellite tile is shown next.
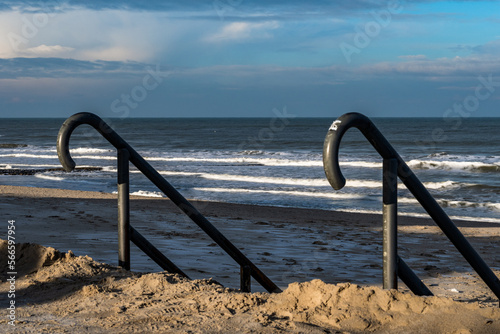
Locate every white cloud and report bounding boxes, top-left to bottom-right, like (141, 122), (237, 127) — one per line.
(205, 21), (279, 42)
(0, 9), (191, 62)
(20, 44), (75, 57)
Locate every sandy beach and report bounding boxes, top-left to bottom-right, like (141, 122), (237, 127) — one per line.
(1, 185), (500, 333)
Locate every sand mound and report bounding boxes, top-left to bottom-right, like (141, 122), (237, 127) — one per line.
(0, 240), (72, 277)
(266, 280), (498, 333)
(1, 241), (499, 333)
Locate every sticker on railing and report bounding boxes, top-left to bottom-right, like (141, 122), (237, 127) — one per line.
(329, 120), (342, 131)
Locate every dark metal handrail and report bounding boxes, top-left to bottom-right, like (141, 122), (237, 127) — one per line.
(323, 112), (500, 301)
(57, 112), (281, 293)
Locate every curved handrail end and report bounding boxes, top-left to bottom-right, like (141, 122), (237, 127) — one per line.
(323, 113), (372, 190)
(323, 132), (345, 190)
(56, 112), (106, 172)
(57, 118), (77, 172)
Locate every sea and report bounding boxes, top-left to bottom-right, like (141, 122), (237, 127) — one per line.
(1, 116), (500, 224)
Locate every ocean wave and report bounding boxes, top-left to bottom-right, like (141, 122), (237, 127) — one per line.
(238, 150), (266, 155)
(236, 150), (294, 156)
(166, 171), (468, 191)
(0, 149), (384, 170)
(147, 156), (386, 168)
(421, 180), (463, 190)
(345, 179), (381, 188)
(145, 156), (324, 167)
(427, 152), (448, 157)
(1, 163), (65, 168)
(344, 179), (461, 189)
(70, 147), (113, 154)
(437, 199), (500, 212)
(194, 187), (366, 200)
(34, 174), (66, 181)
(102, 166), (118, 173)
(0, 153), (58, 159)
(158, 170), (200, 177)
(200, 173), (329, 187)
(56, 155), (116, 161)
(0, 152), (117, 161)
(159, 170), (375, 188)
(397, 196), (500, 213)
(2, 151), (320, 167)
(131, 190), (164, 197)
(146, 170), (473, 191)
(158, 170), (330, 187)
(408, 159), (500, 173)
(364, 193), (500, 213)
(340, 161), (383, 168)
(111, 190), (164, 197)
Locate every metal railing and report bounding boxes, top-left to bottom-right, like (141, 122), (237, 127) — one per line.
(323, 112), (500, 301)
(57, 112), (281, 293)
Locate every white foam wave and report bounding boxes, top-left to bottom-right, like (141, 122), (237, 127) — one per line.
(35, 174), (65, 181)
(194, 187), (365, 200)
(373, 194), (500, 213)
(0, 154), (58, 159)
(131, 190), (164, 197)
(159, 170), (375, 188)
(345, 179), (472, 190)
(111, 190), (164, 197)
(146, 156), (323, 167)
(159, 171), (200, 177)
(102, 166), (118, 173)
(0, 150), (386, 171)
(0, 153), (115, 161)
(2, 163), (64, 168)
(340, 161), (383, 168)
(146, 156), (389, 168)
(408, 159), (500, 172)
(70, 147), (113, 154)
(65, 155), (116, 160)
(153, 170), (472, 191)
(437, 199), (500, 212)
(158, 170), (331, 187)
(422, 180), (464, 190)
(397, 197), (419, 204)
(343, 179), (380, 188)
(201, 173), (329, 187)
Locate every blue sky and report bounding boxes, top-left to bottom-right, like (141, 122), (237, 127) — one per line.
(0, 0), (499, 117)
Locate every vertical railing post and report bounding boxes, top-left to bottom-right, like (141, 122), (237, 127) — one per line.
(240, 265), (251, 292)
(383, 158), (398, 289)
(118, 148), (130, 270)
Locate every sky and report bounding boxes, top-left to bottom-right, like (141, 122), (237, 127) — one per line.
(0, 0), (499, 118)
